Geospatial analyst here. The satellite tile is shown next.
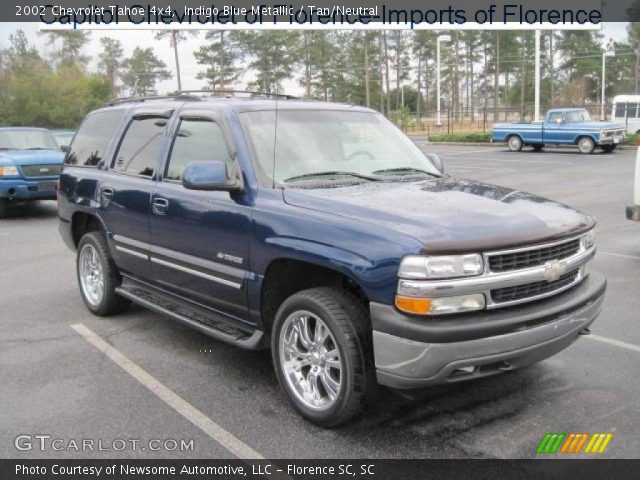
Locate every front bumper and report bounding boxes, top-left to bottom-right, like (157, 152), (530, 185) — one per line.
(0, 178), (58, 200)
(599, 135), (626, 145)
(371, 271), (606, 389)
(626, 205), (640, 222)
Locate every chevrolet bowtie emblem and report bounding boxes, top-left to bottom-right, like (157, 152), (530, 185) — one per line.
(543, 261), (567, 282)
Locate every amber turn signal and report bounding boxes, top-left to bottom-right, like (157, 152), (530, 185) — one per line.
(395, 295), (431, 315)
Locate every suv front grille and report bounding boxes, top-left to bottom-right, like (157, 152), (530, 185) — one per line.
(491, 270), (579, 303)
(20, 164), (62, 178)
(488, 238), (580, 273)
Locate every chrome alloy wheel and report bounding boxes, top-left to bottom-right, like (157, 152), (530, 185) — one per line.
(578, 137), (594, 153)
(79, 244), (105, 306)
(279, 311), (343, 411)
(508, 135), (522, 151)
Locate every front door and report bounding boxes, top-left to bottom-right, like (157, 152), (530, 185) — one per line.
(148, 114), (252, 322)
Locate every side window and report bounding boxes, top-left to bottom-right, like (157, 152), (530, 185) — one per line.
(165, 119), (233, 181)
(65, 110), (125, 166)
(112, 117), (167, 177)
(615, 103), (627, 118)
(548, 112), (564, 124)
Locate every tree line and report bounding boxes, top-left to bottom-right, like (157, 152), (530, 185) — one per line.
(2, 27), (640, 128)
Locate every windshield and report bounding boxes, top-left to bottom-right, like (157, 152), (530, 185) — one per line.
(53, 132), (74, 148)
(240, 110), (440, 185)
(565, 110), (592, 123)
(0, 129), (59, 150)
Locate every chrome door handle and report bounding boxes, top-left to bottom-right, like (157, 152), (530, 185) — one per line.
(152, 198), (169, 215)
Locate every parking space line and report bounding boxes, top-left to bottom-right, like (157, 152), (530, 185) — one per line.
(435, 149), (497, 157)
(599, 251), (640, 261)
(585, 334), (640, 354)
(70, 323), (265, 460)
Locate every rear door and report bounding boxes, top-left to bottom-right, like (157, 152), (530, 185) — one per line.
(99, 109), (173, 279)
(148, 108), (252, 321)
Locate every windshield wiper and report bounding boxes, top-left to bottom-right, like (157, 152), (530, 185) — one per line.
(372, 167), (436, 176)
(283, 171), (380, 183)
(26, 147), (49, 150)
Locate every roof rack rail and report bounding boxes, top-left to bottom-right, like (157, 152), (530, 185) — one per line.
(103, 94), (201, 107)
(171, 89), (297, 100)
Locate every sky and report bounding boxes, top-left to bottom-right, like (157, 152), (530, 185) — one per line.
(0, 22), (632, 97)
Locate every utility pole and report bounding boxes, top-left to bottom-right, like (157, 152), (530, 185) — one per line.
(436, 34), (451, 127)
(534, 30), (541, 122)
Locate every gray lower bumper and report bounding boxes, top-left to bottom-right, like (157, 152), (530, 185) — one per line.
(373, 275), (605, 389)
(627, 205), (640, 222)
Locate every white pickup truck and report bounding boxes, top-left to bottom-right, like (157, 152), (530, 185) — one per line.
(628, 149), (640, 221)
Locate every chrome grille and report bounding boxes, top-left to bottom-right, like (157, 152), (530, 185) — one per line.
(488, 238), (580, 273)
(491, 270), (579, 303)
(20, 164), (62, 178)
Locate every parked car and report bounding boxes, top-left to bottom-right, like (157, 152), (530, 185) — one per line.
(50, 129), (76, 149)
(0, 127), (64, 218)
(611, 95), (640, 135)
(58, 94), (606, 426)
(492, 108), (626, 154)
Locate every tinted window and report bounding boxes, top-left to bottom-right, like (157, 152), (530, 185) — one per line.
(112, 118), (167, 177)
(166, 119), (232, 181)
(615, 103), (627, 118)
(65, 110), (125, 166)
(629, 103), (639, 118)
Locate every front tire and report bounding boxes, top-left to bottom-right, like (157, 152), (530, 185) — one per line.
(507, 135), (523, 152)
(271, 287), (375, 427)
(578, 137), (595, 154)
(77, 232), (130, 316)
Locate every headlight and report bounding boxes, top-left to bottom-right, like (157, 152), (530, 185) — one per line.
(398, 254), (484, 280)
(0, 166), (19, 176)
(601, 130), (612, 138)
(395, 293), (486, 316)
(581, 230), (595, 250)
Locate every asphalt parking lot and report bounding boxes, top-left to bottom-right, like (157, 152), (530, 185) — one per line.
(1, 144), (639, 460)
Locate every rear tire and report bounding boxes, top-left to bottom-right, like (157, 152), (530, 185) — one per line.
(533, 144), (544, 151)
(0, 199), (7, 219)
(77, 231), (130, 316)
(507, 135), (523, 152)
(577, 137), (595, 154)
(271, 287), (375, 427)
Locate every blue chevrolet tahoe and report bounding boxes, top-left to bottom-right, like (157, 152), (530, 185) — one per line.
(58, 94), (606, 426)
(492, 108), (626, 154)
(0, 127), (64, 218)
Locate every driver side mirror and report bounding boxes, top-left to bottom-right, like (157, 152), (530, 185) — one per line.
(426, 153), (444, 175)
(182, 161), (243, 192)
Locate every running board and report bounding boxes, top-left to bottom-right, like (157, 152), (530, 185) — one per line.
(116, 277), (266, 350)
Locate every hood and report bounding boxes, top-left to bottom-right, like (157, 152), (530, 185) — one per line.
(570, 121), (625, 130)
(0, 149), (64, 166)
(283, 177), (595, 254)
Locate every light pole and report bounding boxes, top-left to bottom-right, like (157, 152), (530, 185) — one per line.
(436, 34), (451, 127)
(534, 30), (541, 122)
(601, 42), (615, 121)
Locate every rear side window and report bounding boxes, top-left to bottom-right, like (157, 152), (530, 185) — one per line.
(165, 119), (233, 181)
(112, 117), (167, 177)
(65, 109), (125, 166)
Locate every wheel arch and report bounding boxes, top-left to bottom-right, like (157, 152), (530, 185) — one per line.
(71, 211), (108, 248)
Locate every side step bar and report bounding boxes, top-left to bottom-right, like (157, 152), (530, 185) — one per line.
(116, 276), (266, 350)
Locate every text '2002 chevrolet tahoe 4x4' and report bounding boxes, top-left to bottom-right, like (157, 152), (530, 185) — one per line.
(58, 93), (606, 426)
